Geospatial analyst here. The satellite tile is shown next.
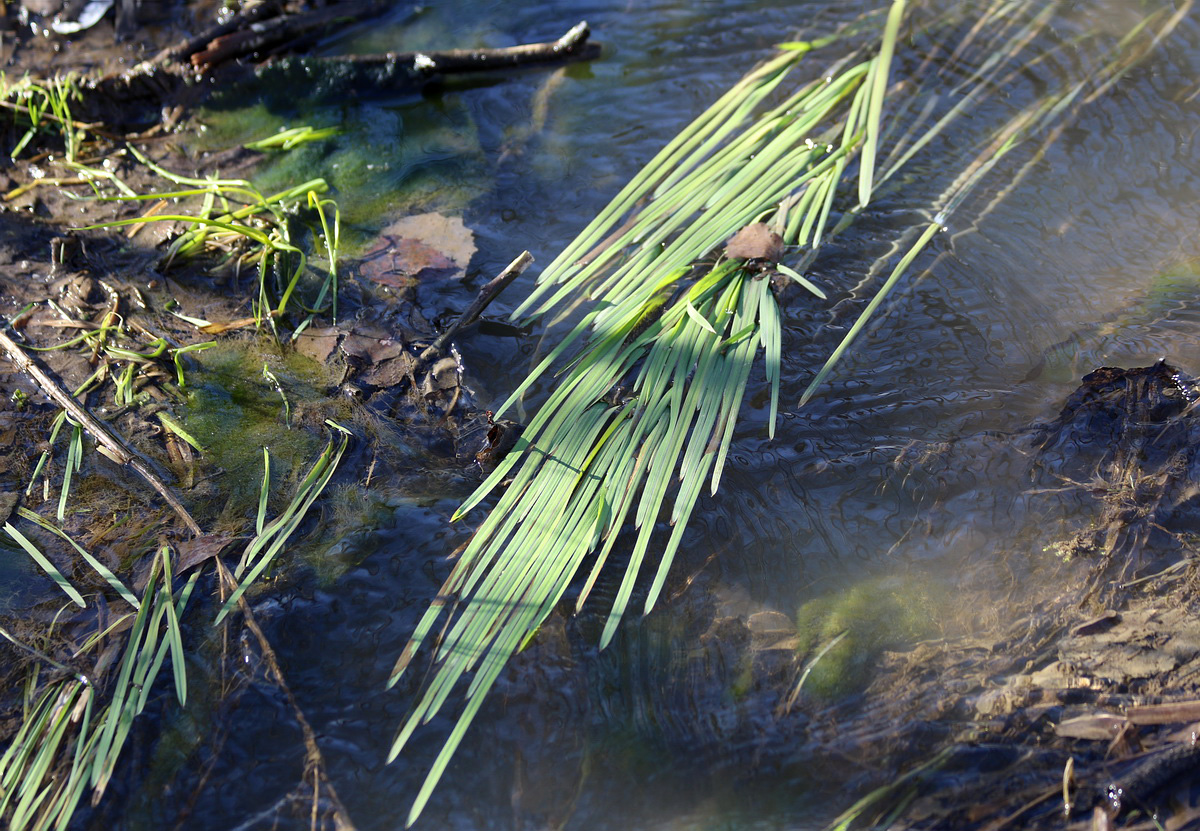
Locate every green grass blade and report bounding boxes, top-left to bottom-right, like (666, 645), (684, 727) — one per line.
(4, 523), (85, 608)
(801, 218), (941, 405)
(16, 508), (138, 610)
(160, 547), (187, 706)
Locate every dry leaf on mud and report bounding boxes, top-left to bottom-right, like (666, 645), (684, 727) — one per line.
(294, 327), (340, 364)
(176, 533), (237, 573)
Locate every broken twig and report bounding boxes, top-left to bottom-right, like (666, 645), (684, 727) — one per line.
(0, 327), (202, 536)
(418, 250), (533, 365)
(314, 20), (598, 78)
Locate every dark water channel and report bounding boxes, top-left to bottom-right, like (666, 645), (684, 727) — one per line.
(109, 1), (1200, 829)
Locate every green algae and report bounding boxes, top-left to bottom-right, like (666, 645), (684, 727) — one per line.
(179, 340), (348, 524)
(193, 84), (487, 238)
(794, 575), (942, 701)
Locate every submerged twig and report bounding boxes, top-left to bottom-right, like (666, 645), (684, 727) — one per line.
(0, 327), (201, 536)
(417, 250), (533, 365)
(212, 556), (357, 830)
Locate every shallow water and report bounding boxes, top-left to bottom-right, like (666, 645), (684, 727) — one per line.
(116, 1), (1200, 829)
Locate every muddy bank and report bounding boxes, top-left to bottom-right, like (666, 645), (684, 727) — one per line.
(0, 6), (526, 828)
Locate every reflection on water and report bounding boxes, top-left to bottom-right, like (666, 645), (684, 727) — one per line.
(121, 1), (1200, 829)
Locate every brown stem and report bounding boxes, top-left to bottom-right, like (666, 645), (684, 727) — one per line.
(418, 250), (533, 365)
(0, 327), (202, 536)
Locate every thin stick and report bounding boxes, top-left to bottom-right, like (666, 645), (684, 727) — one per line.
(417, 250), (533, 364)
(0, 327), (202, 536)
(213, 557), (357, 830)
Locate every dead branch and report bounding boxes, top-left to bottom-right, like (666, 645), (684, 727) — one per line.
(73, 12), (598, 132)
(0, 327), (202, 537)
(310, 20), (599, 77)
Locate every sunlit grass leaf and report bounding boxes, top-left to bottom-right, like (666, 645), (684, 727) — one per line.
(256, 448), (270, 536)
(776, 263), (826, 299)
(56, 423), (82, 523)
(857, 0), (905, 207)
(159, 547), (188, 706)
(4, 523), (85, 608)
(244, 125), (341, 152)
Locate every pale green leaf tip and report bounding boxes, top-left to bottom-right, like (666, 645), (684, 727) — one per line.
(386, 736), (404, 764)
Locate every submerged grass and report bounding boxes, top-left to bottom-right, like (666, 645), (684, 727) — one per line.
(0, 119), (352, 826)
(0, 416), (350, 829)
(0, 541), (198, 831)
(386, 0), (1193, 823)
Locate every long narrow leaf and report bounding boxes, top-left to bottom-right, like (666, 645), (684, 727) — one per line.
(4, 524), (85, 608)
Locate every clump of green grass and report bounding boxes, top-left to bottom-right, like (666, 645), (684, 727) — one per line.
(0, 73), (84, 162)
(0, 415), (351, 830)
(0, 542), (197, 831)
(78, 143), (340, 337)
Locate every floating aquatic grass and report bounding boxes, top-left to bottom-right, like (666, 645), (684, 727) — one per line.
(386, 0), (1193, 824)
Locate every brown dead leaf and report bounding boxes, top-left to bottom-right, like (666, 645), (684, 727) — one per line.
(475, 417), (524, 472)
(341, 333), (404, 364)
(361, 353), (417, 388)
(725, 222), (784, 262)
(176, 533), (237, 574)
(358, 213), (476, 288)
(294, 327), (341, 364)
